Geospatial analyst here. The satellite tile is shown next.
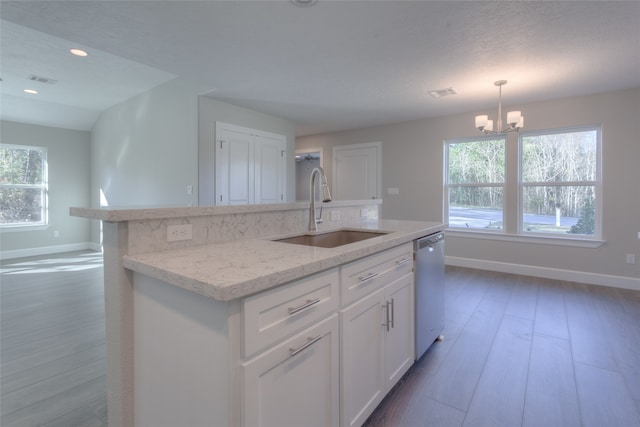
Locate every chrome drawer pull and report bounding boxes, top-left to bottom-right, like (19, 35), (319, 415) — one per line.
(289, 335), (322, 357)
(390, 298), (395, 329)
(396, 258), (411, 266)
(288, 298), (321, 315)
(358, 272), (380, 282)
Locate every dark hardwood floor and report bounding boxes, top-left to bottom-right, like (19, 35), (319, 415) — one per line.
(2, 252), (639, 427)
(365, 267), (640, 427)
(1, 251), (107, 427)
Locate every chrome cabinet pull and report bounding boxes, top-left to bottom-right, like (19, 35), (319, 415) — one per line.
(382, 298), (395, 332)
(396, 258), (411, 266)
(383, 301), (391, 332)
(288, 298), (321, 315)
(358, 272), (379, 282)
(289, 335), (322, 357)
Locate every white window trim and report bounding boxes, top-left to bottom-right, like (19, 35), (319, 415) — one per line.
(0, 143), (48, 228)
(444, 125), (603, 245)
(444, 135), (506, 233)
(445, 228), (605, 248)
(517, 125), (602, 240)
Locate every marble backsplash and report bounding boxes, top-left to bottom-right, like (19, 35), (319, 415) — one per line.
(125, 202), (380, 255)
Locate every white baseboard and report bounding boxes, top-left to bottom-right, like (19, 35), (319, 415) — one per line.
(446, 256), (640, 292)
(0, 242), (101, 260)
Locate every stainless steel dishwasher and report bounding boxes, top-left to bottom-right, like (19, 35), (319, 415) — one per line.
(414, 231), (445, 360)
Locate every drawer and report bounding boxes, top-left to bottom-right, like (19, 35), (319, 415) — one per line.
(243, 268), (339, 357)
(340, 243), (413, 307)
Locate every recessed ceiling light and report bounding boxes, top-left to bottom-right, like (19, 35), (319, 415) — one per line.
(291, 0), (317, 7)
(24, 89), (39, 94)
(70, 48), (88, 57)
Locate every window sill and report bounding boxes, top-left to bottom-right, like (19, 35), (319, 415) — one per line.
(445, 228), (605, 248)
(0, 224), (49, 233)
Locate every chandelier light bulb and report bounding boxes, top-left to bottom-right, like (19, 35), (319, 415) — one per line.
(475, 80), (524, 134)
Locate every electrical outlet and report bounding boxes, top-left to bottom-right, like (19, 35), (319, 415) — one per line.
(330, 210), (341, 221)
(360, 208), (369, 218)
(186, 185), (193, 195)
(167, 224), (193, 242)
(626, 254), (636, 265)
(53, 230), (59, 238)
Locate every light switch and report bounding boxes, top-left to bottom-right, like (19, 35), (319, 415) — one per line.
(387, 187), (400, 195)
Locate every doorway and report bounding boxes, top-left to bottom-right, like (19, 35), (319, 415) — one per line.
(295, 149), (322, 201)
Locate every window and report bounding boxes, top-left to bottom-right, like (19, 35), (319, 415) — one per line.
(519, 126), (600, 237)
(444, 125), (602, 242)
(0, 144), (48, 227)
(445, 136), (505, 230)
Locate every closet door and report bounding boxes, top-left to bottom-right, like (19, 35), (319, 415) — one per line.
(216, 122), (287, 205)
(255, 135), (286, 204)
(216, 127), (254, 205)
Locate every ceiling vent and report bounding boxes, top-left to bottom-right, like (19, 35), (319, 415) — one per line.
(427, 87), (457, 98)
(27, 74), (58, 85)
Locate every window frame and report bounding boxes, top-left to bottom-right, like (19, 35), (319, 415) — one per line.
(517, 125), (602, 240)
(0, 143), (49, 229)
(444, 134), (507, 234)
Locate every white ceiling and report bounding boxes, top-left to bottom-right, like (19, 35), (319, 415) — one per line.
(1, 1), (639, 136)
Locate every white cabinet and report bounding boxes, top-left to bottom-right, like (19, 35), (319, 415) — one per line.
(242, 314), (340, 427)
(242, 268), (339, 358)
(241, 268), (340, 427)
(341, 288), (386, 427)
(132, 242), (415, 427)
(383, 273), (415, 388)
(340, 243), (415, 427)
(215, 122), (286, 205)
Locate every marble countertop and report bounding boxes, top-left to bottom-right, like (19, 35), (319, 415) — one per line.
(122, 219), (445, 301)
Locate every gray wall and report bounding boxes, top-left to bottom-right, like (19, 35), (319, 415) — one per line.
(297, 88), (640, 281)
(91, 78), (297, 244)
(0, 120), (91, 256)
(92, 78), (201, 209)
(198, 97), (297, 205)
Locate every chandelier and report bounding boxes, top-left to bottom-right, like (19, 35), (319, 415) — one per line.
(475, 80), (524, 134)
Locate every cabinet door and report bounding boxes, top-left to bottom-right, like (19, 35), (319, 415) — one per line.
(341, 289), (385, 427)
(242, 314), (339, 427)
(384, 273), (415, 388)
(216, 127), (254, 205)
(254, 135), (286, 204)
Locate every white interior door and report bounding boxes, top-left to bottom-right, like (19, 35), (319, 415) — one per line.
(215, 122), (287, 205)
(254, 135), (286, 204)
(216, 127), (254, 205)
(333, 142), (380, 200)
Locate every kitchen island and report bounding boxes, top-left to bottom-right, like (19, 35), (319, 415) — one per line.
(71, 201), (444, 427)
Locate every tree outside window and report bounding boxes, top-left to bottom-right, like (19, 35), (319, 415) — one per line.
(445, 125), (601, 240)
(445, 137), (506, 230)
(520, 127), (599, 236)
(0, 144), (48, 227)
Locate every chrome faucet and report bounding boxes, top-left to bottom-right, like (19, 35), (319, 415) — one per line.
(308, 167), (332, 232)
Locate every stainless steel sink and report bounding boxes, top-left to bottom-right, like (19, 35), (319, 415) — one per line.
(274, 229), (388, 248)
